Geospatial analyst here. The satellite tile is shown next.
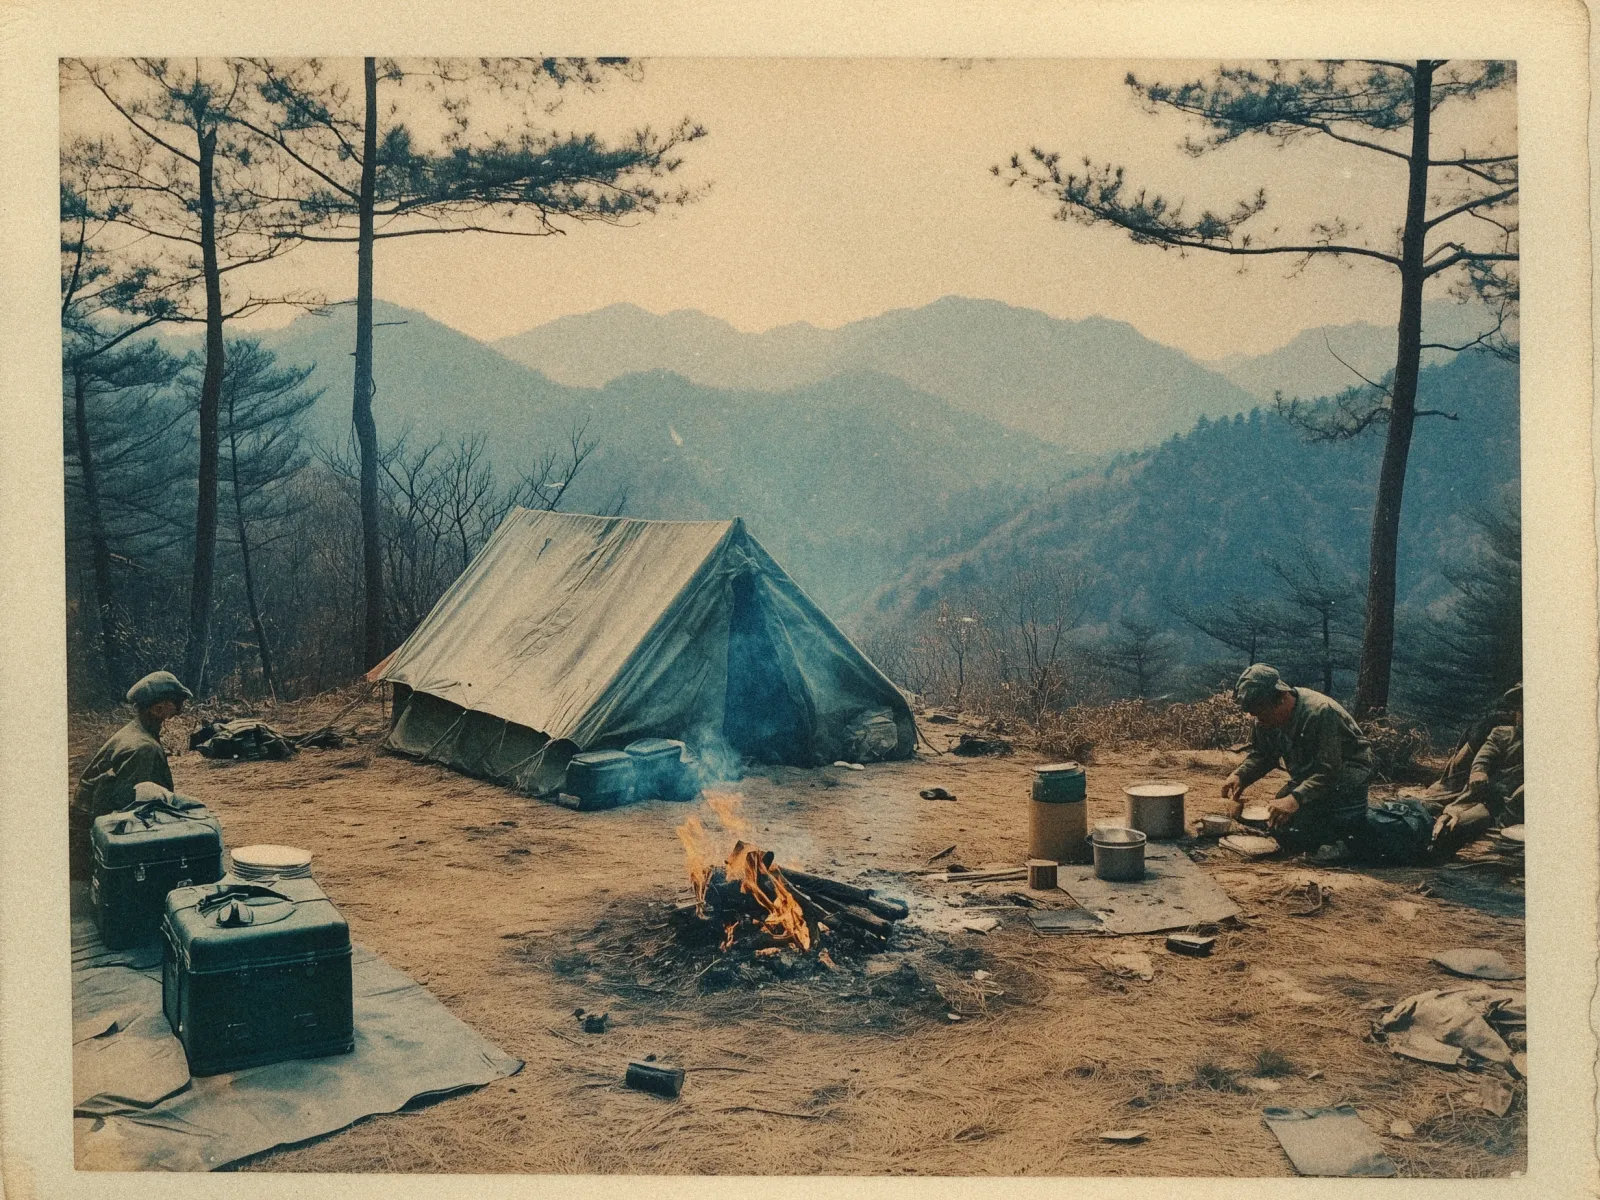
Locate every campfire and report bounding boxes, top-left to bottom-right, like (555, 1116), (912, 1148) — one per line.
(672, 794), (909, 958)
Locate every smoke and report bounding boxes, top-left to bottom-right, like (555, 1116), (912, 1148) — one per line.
(687, 730), (745, 788)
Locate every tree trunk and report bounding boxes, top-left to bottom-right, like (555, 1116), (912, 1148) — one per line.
(70, 365), (125, 693)
(227, 407), (278, 701)
(353, 56), (385, 671)
(1354, 60), (1433, 718)
(1321, 610), (1333, 695)
(183, 126), (225, 696)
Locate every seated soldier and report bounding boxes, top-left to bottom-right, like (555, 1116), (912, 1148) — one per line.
(1433, 684), (1523, 855)
(69, 671), (192, 879)
(1430, 682), (1522, 799)
(1221, 663), (1376, 860)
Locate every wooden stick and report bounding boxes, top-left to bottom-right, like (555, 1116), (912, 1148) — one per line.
(926, 868), (1027, 884)
(783, 869), (910, 921)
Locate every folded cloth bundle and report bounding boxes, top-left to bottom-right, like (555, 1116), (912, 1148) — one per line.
(1375, 985), (1525, 1067)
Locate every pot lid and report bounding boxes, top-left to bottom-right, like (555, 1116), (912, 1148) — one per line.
(1125, 781), (1188, 797)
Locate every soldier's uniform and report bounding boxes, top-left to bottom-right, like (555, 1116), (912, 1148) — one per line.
(69, 672), (190, 879)
(1233, 667), (1375, 855)
(1468, 724), (1523, 822)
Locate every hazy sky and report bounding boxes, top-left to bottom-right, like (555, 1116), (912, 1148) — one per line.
(66, 58), (1517, 361)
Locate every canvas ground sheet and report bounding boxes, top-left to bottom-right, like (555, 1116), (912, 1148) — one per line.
(71, 902), (520, 1171)
(1055, 844), (1241, 935)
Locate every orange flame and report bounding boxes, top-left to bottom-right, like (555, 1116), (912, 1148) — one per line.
(675, 792), (812, 952)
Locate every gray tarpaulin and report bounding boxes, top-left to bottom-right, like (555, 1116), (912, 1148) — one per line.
(1056, 844), (1241, 935)
(71, 903), (521, 1171)
(370, 510), (915, 793)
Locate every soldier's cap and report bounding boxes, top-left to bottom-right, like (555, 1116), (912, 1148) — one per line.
(1498, 682), (1523, 712)
(1234, 663), (1293, 713)
(126, 671), (193, 710)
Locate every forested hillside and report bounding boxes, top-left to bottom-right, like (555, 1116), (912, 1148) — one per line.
(859, 350), (1519, 722)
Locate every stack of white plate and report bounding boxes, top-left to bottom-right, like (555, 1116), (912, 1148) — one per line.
(229, 844), (313, 881)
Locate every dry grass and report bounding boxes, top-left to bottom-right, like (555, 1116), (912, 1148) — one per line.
(1026, 694), (1251, 759)
(68, 696), (1524, 1177)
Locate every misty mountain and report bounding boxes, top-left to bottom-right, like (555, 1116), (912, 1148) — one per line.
(865, 349), (1520, 697)
(244, 301), (1082, 614)
(494, 296), (1260, 455)
(1204, 299), (1502, 402)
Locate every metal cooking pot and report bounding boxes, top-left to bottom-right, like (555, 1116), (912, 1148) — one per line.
(1089, 826), (1147, 882)
(1123, 781), (1188, 840)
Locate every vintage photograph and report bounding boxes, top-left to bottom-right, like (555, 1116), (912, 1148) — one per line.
(53, 51), (1537, 1176)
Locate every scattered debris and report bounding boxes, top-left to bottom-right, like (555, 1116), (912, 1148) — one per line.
(1094, 951), (1155, 981)
(1431, 948), (1523, 981)
(580, 1012), (610, 1034)
(946, 1012), (963, 1022)
(1477, 1076), (1516, 1117)
(1220, 834), (1280, 858)
(1263, 1106), (1396, 1177)
(624, 1062), (685, 1098)
(1026, 908), (1104, 935)
(1286, 880), (1328, 917)
(1098, 1129), (1147, 1143)
(1375, 986), (1526, 1068)
(972, 970), (991, 981)
(831, 761), (866, 771)
(1165, 932), (1216, 957)
(959, 917), (1000, 935)
(1388, 1119), (1415, 1139)
(926, 845), (957, 863)
(919, 787), (957, 801)
(950, 733), (1013, 757)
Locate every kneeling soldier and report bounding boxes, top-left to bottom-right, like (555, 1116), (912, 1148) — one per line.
(1221, 663), (1375, 859)
(69, 671), (192, 879)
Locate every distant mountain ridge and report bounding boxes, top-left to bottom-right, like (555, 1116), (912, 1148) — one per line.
(497, 294), (1503, 439)
(495, 295), (1260, 455)
(1202, 299), (1501, 402)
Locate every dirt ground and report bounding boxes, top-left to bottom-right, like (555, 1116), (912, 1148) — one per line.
(68, 691), (1527, 1177)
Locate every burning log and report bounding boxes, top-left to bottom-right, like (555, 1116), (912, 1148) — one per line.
(782, 869), (911, 922)
(673, 794), (909, 960)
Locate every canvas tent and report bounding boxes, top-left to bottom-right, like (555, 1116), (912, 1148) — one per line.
(370, 509), (915, 796)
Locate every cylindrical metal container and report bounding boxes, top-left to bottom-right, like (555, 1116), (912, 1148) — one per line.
(1026, 859), (1059, 890)
(1123, 782), (1189, 840)
(1090, 826), (1147, 881)
(1030, 762), (1090, 864)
